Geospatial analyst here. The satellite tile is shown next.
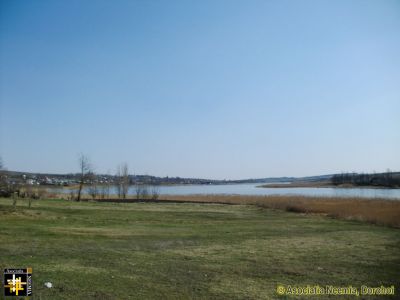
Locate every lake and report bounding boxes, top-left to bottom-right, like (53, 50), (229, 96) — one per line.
(58, 183), (400, 199)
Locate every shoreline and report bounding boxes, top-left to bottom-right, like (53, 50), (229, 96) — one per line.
(258, 182), (400, 189)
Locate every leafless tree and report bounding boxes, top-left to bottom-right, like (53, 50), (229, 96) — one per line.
(99, 173), (111, 199)
(140, 185), (149, 200)
(87, 172), (97, 200)
(134, 183), (148, 200)
(121, 163), (129, 199)
(151, 186), (159, 200)
(26, 185), (33, 208)
(116, 163), (129, 199)
(116, 166), (122, 198)
(88, 186), (98, 200)
(99, 180), (110, 199)
(135, 183), (142, 200)
(77, 154), (92, 201)
(100, 184), (110, 199)
(0, 156), (10, 197)
(12, 191), (17, 209)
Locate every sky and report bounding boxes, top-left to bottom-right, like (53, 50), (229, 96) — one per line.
(0, 0), (399, 179)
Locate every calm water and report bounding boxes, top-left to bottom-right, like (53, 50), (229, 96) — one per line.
(60, 183), (400, 199)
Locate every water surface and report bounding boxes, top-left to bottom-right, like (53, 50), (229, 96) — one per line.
(58, 183), (400, 199)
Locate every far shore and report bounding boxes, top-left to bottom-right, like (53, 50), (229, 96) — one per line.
(258, 181), (400, 189)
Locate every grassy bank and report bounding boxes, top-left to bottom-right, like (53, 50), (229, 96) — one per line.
(52, 193), (400, 228)
(160, 195), (400, 228)
(0, 198), (399, 299)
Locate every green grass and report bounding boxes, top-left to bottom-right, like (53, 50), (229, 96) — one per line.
(0, 198), (399, 299)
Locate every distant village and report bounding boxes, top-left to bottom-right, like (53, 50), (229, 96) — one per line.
(2, 169), (399, 189)
(1, 171), (234, 187)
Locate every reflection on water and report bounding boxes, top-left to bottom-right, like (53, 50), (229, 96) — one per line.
(56, 183), (400, 199)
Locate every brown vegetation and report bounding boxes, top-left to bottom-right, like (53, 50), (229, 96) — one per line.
(259, 181), (332, 188)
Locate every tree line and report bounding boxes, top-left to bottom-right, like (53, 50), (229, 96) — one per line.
(72, 154), (159, 201)
(331, 170), (400, 188)
(0, 154), (159, 201)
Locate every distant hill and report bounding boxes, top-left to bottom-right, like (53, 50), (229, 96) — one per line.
(1, 169), (399, 186)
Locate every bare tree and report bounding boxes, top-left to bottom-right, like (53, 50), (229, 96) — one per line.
(140, 185), (149, 200)
(0, 156), (10, 197)
(88, 174), (99, 200)
(88, 185), (98, 200)
(151, 186), (159, 200)
(134, 183), (149, 200)
(121, 163), (129, 199)
(12, 192), (17, 210)
(116, 166), (122, 198)
(99, 178), (110, 199)
(26, 185), (33, 208)
(99, 173), (111, 199)
(135, 183), (142, 200)
(77, 154), (92, 201)
(116, 163), (129, 199)
(100, 184), (110, 199)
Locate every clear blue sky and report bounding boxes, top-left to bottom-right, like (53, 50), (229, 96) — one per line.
(0, 0), (399, 179)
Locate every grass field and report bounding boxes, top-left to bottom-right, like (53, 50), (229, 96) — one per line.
(0, 198), (399, 299)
